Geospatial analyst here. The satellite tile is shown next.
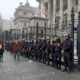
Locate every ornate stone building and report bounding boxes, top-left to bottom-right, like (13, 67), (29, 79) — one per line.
(14, 0), (37, 30)
(37, 0), (80, 28)
(13, 0), (49, 41)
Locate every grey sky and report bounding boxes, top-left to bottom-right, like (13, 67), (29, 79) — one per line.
(0, 0), (39, 20)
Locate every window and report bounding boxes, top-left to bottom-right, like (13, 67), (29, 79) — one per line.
(24, 12), (26, 15)
(24, 23), (26, 26)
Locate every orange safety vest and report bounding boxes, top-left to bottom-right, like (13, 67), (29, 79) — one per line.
(12, 42), (22, 53)
(0, 43), (4, 50)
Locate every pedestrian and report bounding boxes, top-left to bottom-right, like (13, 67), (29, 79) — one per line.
(34, 41), (38, 61)
(0, 41), (4, 61)
(46, 39), (51, 65)
(41, 39), (47, 64)
(54, 38), (61, 70)
(62, 34), (73, 73)
(38, 40), (42, 62)
(12, 41), (22, 62)
(51, 39), (56, 67)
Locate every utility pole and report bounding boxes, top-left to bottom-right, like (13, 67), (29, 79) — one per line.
(71, 7), (75, 70)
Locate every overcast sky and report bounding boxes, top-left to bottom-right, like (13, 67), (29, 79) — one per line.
(0, 0), (39, 20)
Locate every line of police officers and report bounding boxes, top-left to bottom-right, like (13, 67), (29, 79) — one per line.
(5, 34), (73, 73)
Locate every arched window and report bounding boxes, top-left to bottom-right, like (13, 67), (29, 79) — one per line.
(24, 23), (26, 26)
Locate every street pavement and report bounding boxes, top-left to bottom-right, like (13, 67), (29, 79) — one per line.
(0, 51), (80, 80)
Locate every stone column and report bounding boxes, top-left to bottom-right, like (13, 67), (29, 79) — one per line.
(67, 0), (72, 21)
(78, 0), (80, 11)
(60, 0), (63, 28)
(48, 0), (51, 27)
(41, 3), (45, 17)
(39, 2), (41, 17)
(53, 0), (56, 28)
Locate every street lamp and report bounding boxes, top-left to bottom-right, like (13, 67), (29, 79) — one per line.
(26, 28), (27, 40)
(54, 24), (58, 37)
(61, 19), (67, 41)
(71, 7), (75, 70)
(22, 29), (24, 41)
(36, 22), (39, 41)
(44, 21), (47, 40)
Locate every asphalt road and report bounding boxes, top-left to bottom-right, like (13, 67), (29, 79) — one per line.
(0, 51), (80, 80)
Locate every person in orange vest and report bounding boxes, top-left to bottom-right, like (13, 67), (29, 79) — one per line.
(12, 41), (22, 61)
(0, 41), (4, 61)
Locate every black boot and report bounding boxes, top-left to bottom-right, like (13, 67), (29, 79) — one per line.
(58, 65), (61, 70)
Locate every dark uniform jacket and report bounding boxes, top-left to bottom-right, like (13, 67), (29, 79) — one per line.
(62, 39), (73, 58)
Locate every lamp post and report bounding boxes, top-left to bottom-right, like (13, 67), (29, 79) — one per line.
(26, 28), (27, 40)
(44, 21), (47, 40)
(30, 27), (33, 40)
(55, 14), (60, 37)
(19, 29), (21, 41)
(22, 29), (24, 41)
(54, 24), (58, 37)
(17, 30), (18, 40)
(77, 11), (80, 70)
(36, 22), (39, 41)
(71, 7), (75, 69)
(61, 21), (65, 41)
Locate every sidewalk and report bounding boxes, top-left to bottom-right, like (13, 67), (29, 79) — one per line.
(0, 51), (80, 80)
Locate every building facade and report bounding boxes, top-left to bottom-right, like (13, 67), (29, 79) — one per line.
(26, 17), (48, 41)
(13, 0), (49, 41)
(14, 1), (37, 30)
(37, 0), (80, 29)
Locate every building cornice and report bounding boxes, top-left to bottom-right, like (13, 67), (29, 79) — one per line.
(36, 0), (48, 3)
(30, 16), (48, 20)
(36, 0), (41, 2)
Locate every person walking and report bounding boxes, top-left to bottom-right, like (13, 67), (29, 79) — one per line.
(0, 41), (4, 61)
(12, 41), (22, 62)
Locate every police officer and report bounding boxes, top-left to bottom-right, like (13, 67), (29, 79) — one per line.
(62, 34), (73, 73)
(54, 38), (61, 70)
(46, 39), (51, 65)
(41, 39), (47, 64)
(23, 41), (28, 57)
(30, 41), (35, 60)
(51, 39), (56, 67)
(0, 41), (4, 61)
(27, 42), (30, 59)
(35, 41), (39, 61)
(34, 41), (37, 61)
(38, 40), (42, 62)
